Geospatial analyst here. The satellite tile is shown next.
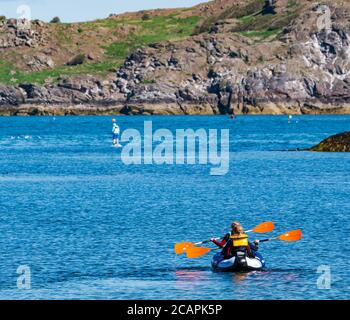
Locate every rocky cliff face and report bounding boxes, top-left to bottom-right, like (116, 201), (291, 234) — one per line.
(114, 1), (350, 115)
(0, 18), (46, 49)
(1, 0), (350, 115)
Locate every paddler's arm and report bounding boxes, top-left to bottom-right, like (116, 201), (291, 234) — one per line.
(211, 233), (230, 248)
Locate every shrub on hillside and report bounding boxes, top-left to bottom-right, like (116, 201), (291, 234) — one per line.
(50, 16), (61, 23)
(208, 68), (218, 79)
(67, 54), (86, 66)
(141, 13), (151, 21)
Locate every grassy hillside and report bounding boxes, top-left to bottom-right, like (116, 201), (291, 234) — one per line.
(195, 0), (303, 40)
(0, 0), (306, 85)
(0, 12), (201, 85)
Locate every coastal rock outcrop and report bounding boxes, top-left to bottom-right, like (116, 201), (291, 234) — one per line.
(0, 18), (47, 48)
(309, 132), (350, 152)
(1, 0), (350, 115)
(112, 1), (350, 115)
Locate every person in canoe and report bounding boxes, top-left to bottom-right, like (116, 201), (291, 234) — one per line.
(211, 222), (259, 259)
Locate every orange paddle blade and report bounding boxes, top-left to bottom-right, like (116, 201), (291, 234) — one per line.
(186, 247), (213, 259)
(278, 230), (302, 241)
(252, 221), (275, 233)
(174, 242), (195, 254)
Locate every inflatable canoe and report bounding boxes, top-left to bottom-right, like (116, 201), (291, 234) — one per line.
(211, 252), (266, 272)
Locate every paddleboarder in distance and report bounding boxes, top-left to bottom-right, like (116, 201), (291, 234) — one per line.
(112, 119), (121, 147)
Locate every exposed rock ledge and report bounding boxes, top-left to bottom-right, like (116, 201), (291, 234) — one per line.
(309, 132), (350, 152)
(1, 101), (350, 116)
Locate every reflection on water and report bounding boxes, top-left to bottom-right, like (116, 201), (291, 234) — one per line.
(174, 270), (212, 292)
(231, 272), (251, 283)
(175, 270), (210, 281)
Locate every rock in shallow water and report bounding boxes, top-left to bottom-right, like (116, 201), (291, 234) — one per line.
(310, 132), (350, 152)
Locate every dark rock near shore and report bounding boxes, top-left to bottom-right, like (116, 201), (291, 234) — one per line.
(309, 132), (350, 152)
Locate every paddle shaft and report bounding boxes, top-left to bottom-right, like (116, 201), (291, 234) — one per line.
(195, 229), (256, 246)
(195, 238), (219, 245)
(259, 237), (278, 243)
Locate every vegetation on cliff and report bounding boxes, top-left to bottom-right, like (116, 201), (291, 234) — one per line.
(0, 0), (307, 85)
(0, 12), (201, 85)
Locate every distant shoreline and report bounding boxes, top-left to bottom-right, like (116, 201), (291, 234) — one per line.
(1, 103), (350, 116)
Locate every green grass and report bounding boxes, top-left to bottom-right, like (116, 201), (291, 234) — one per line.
(232, 0), (302, 42)
(102, 15), (201, 76)
(195, 0), (265, 33)
(238, 29), (282, 40)
(287, 0), (298, 9)
(0, 13), (202, 85)
(105, 14), (201, 59)
(56, 25), (74, 44)
(196, 0), (302, 41)
(233, 13), (284, 42)
(0, 59), (117, 85)
(0, 60), (16, 84)
(141, 79), (156, 85)
(238, 14), (256, 25)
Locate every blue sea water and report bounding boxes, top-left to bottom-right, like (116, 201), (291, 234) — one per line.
(0, 115), (349, 300)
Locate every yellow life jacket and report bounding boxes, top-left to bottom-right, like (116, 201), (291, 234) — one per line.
(230, 234), (249, 247)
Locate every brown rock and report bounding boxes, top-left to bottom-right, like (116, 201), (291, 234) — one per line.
(309, 132), (350, 152)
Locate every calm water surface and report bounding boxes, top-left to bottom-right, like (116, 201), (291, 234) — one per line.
(0, 115), (349, 300)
